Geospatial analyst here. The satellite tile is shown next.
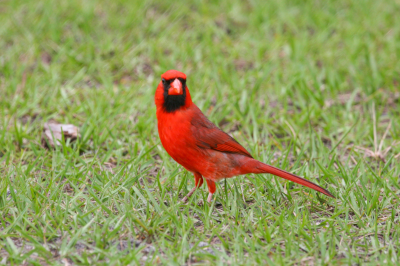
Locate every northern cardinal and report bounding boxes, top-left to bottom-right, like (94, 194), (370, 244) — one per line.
(155, 70), (334, 203)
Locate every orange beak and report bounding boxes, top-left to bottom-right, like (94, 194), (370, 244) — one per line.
(168, 79), (183, 95)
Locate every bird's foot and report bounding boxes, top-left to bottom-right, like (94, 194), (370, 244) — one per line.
(207, 192), (213, 203)
(181, 186), (197, 203)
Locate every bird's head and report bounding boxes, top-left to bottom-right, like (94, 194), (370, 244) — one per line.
(161, 70), (186, 96)
(155, 70), (192, 112)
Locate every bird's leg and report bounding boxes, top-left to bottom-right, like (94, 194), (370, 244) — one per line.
(181, 172), (203, 203)
(182, 186), (197, 203)
(207, 192), (213, 203)
(205, 179), (216, 203)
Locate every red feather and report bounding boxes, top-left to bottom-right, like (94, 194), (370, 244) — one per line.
(190, 109), (253, 158)
(161, 70), (186, 81)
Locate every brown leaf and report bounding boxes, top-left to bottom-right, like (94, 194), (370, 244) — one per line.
(42, 122), (79, 148)
(41, 52), (52, 65)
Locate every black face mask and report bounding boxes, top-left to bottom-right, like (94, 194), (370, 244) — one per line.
(162, 78), (187, 112)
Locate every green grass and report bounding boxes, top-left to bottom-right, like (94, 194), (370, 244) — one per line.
(1, 0), (400, 264)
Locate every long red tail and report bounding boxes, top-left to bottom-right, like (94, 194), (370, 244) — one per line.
(256, 162), (334, 198)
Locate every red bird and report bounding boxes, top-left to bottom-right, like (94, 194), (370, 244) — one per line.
(155, 70), (334, 203)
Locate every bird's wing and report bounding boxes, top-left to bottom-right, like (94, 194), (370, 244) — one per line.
(190, 109), (253, 158)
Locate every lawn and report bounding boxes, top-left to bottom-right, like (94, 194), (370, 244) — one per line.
(1, 0), (400, 265)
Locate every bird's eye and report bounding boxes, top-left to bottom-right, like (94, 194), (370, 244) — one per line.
(162, 78), (166, 83)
